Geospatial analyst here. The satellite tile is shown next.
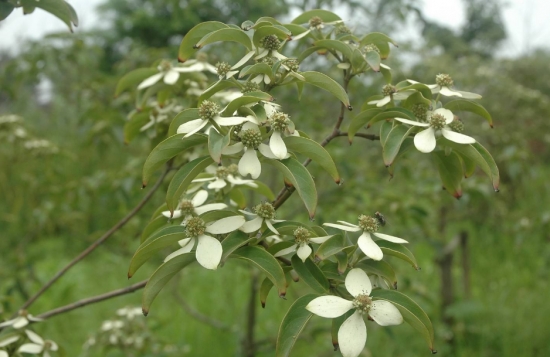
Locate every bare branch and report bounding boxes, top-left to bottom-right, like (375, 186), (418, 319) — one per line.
(18, 165), (171, 313)
(36, 280), (148, 320)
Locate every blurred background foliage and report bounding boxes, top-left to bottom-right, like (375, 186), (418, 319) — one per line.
(1, 0), (549, 356)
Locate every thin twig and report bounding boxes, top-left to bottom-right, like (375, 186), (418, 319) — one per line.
(36, 280), (148, 319)
(172, 291), (232, 331)
(17, 165), (171, 313)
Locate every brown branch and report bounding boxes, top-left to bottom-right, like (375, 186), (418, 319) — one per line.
(18, 165), (171, 313)
(36, 280), (148, 320)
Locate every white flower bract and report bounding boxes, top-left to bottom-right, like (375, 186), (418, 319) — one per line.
(306, 268), (403, 357)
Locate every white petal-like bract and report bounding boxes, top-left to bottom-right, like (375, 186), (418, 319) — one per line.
(192, 190), (208, 207)
(338, 311), (367, 357)
(413, 127), (436, 153)
(357, 232), (383, 261)
(240, 216), (263, 233)
(206, 216), (245, 234)
(18, 343), (44, 354)
(239, 148), (262, 179)
(394, 117), (430, 127)
(323, 223), (361, 232)
(441, 129), (476, 144)
(297, 244), (312, 262)
(306, 296), (354, 318)
(196, 235), (223, 270)
(373, 232), (408, 244)
(345, 268), (372, 297)
(137, 72), (164, 90)
(369, 300), (403, 326)
(163, 70), (180, 85)
(269, 131), (288, 160)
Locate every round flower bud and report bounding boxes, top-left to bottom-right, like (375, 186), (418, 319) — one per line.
(216, 62), (232, 77)
(186, 217), (206, 237)
(253, 202), (276, 220)
(363, 43), (380, 54)
(412, 103), (428, 121)
(242, 81), (260, 94)
(352, 294), (373, 314)
(358, 214), (379, 233)
(309, 16), (324, 29)
(294, 227), (311, 244)
(283, 59), (300, 72)
(158, 60), (172, 72)
(268, 111), (290, 132)
(382, 84), (397, 96)
(429, 113), (447, 130)
(227, 164), (239, 174)
(448, 118), (464, 133)
(436, 73), (454, 87)
(198, 100), (220, 121)
(335, 24), (352, 35)
(179, 200), (195, 217)
(216, 166), (230, 179)
(258, 56), (275, 66)
(261, 35), (281, 51)
(240, 129), (262, 149)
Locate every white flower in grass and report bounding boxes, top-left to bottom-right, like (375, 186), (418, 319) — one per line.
(140, 100), (184, 132)
(293, 16), (343, 40)
(192, 165), (258, 191)
(177, 58), (218, 75)
(0, 311), (42, 329)
(164, 215), (245, 270)
(394, 108), (476, 153)
(324, 214), (408, 261)
(306, 268), (403, 357)
(255, 35), (287, 61)
(162, 189), (226, 221)
(239, 202), (283, 235)
(267, 111), (296, 160)
(223, 122), (289, 179)
(274, 227), (332, 262)
(101, 320), (124, 331)
(176, 100), (257, 138)
(18, 330), (58, 357)
(407, 73), (482, 99)
(116, 307), (143, 320)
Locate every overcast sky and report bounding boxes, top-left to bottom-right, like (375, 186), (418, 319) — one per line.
(1, 0), (549, 57)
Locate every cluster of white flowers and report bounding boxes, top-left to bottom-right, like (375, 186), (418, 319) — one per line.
(0, 312), (57, 357)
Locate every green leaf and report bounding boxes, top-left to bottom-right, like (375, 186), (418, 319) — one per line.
(220, 93), (273, 116)
(291, 255), (330, 294)
(245, 181), (275, 201)
(124, 111), (150, 144)
(140, 215), (170, 244)
(380, 120), (393, 146)
(275, 294), (319, 357)
(142, 134), (207, 186)
(128, 226), (187, 278)
(377, 240), (420, 270)
(166, 156), (214, 212)
(314, 234), (347, 261)
(369, 108), (417, 128)
(403, 91), (431, 108)
(253, 25), (291, 48)
(260, 277), (274, 308)
(142, 253), (196, 315)
(115, 68), (158, 97)
(196, 28), (252, 51)
(228, 188), (247, 209)
(351, 49), (368, 73)
(291, 9), (342, 24)
(266, 158), (318, 219)
(230, 246), (287, 297)
(380, 64), (392, 83)
(382, 124), (415, 167)
(347, 108), (383, 142)
(239, 63), (274, 81)
(283, 23), (308, 38)
(208, 129), (230, 164)
(370, 289), (436, 353)
(433, 150), (464, 198)
(199, 210), (240, 223)
(297, 46), (323, 62)
(283, 136), (340, 183)
(442, 140), (500, 191)
(397, 83), (433, 101)
(221, 230), (254, 264)
(168, 108), (199, 136)
(365, 50), (381, 72)
(178, 21), (229, 62)
(0, 3), (15, 21)
(314, 39), (353, 59)
(198, 80), (236, 104)
(356, 260), (397, 289)
(460, 152), (477, 178)
(301, 71), (351, 109)
(29, 0), (75, 31)
(444, 99), (493, 127)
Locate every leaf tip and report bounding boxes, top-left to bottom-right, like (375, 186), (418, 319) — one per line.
(261, 301), (266, 308)
(347, 105), (353, 111)
(127, 272), (133, 279)
(177, 56), (186, 63)
(430, 348), (438, 354)
(192, 44), (202, 49)
(142, 307), (149, 317)
(279, 291), (287, 299)
(453, 191), (463, 199)
(141, 183), (147, 189)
